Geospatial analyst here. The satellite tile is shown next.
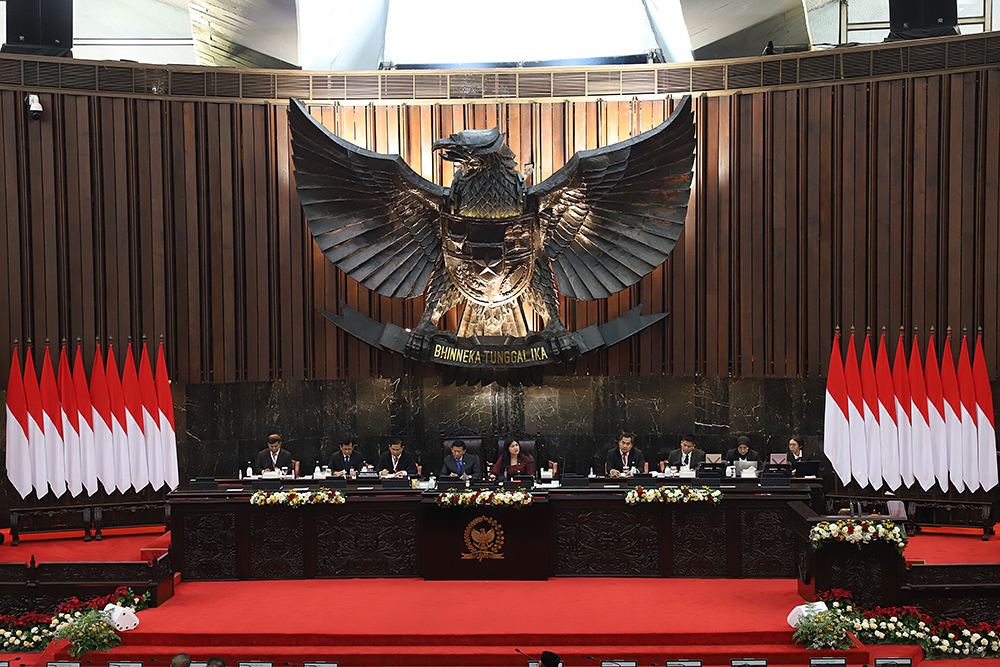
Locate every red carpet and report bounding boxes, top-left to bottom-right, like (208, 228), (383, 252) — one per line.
(44, 578), (872, 667)
(902, 523), (1000, 564)
(0, 527), (167, 563)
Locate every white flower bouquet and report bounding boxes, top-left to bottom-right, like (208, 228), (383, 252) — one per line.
(249, 488), (346, 506)
(436, 489), (533, 507)
(624, 485), (723, 505)
(808, 519), (907, 553)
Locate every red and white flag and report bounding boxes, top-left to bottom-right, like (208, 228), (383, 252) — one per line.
(940, 334), (965, 492)
(90, 346), (117, 493)
(57, 347), (83, 497)
(957, 335), (980, 492)
(823, 333), (851, 484)
(138, 343), (163, 491)
(845, 333), (869, 487)
(23, 349), (48, 496)
(892, 333), (914, 487)
(909, 335), (935, 491)
(40, 347), (67, 498)
(5, 350), (32, 498)
(156, 342), (179, 490)
(924, 334), (949, 492)
(73, 345), (99, 496)
(122, 343), (150, 492)
(860, 334), (882, 489)
(105, 345), (132, 493)
(973, 334), (998, 491)
(875, 333), (901, 490)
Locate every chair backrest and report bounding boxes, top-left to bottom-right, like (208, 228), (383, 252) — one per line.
(443, 438), (484, 469)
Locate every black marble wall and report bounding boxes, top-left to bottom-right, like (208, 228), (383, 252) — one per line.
(176, 376), (828, 480)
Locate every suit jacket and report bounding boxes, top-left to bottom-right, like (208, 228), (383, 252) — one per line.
(491, 455), (534, 480)
(328, 451), (366, 474)
(605, 447), (645, 475)
(440, 453), (482, 479)
(724, 448), (759, 463)
(666, 448), (707, 469)
(256, 448), (294, 473)
(376, 450), (418, 476)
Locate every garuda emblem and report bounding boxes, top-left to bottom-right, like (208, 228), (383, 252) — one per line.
(288, 96), (696, 385)
(461, 516), (504, 561)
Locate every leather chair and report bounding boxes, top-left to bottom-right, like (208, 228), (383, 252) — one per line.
(494, 438), (537, 477)
(442, 437), (483, 476)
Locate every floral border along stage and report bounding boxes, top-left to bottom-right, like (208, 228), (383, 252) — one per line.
(625, 485), (723, 505)
(249, 488), (346, 507)
(808, 519), (907, 553)
(436, 489), (533, 507)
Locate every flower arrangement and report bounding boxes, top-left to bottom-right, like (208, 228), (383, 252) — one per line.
(624, 485), (723, 505)
(436, 489), (533, 507)
(52, 609), (121, 657)
(798, 590), (1000, 659)
(808, 519), (907, 553)
(0, 587), (149, 654)
(792, 608), (856, 651)
(249, 488), (346, 506)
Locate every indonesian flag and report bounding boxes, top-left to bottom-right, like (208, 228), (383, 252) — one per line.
(40, 347), (67, 498)
(90, 346), (117, 493)
(924, 334), (949, 492)
(940, 335), (965, 492)
(73, 345), (99, 496)
(57, 347), (83, 497)
(845, 333), (869, 487)
(909, 335), (935, 491)
(105, 345), (132, 493)
(973, 334), (998, 491)
(860, 334), (882, 489)
(23, 349), (48, 496)
(875, 333), (901, 490)
(824, 333), (851, 484)
(156, 342), (179, 490)
(5, 350), (32, 498)
(138, 343), (163, 491)
(957, 335), (980, 492)
(892, 333), (914, 487)
(122, 343), (150, 492)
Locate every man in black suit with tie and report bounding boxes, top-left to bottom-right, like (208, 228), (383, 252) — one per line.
(440, 440), (481, 480)
(329, 441), (366, 476)
(662, 434), (707, 471)
(255, 434), (294, 473)
(376, 439), (418, 477)
(605, 433), (645, 477)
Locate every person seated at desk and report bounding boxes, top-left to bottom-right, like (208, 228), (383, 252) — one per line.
(606, 432), (645, 477)
(376, 438), (418, 477)
(329, 441), (366, 476)
(441, 439), (481, 480)
(788, 435), (805, 464)
(491, 437), (534, 480)
(725, 435), (759, 464)
(661, 434), (706, 472)
(255, 434), (294, 474)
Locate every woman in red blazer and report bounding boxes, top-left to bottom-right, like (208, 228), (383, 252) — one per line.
(491, 437), (534, 480)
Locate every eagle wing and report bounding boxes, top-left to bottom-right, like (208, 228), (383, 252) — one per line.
(529, 95), (696, 300)
(288, 99), (445, 299)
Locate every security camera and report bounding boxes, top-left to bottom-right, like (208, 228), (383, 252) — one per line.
(25, 94), (42, 120)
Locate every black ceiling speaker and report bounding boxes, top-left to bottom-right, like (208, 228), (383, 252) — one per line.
(2, 0), (73, 56)
(887, 0), (959, 41)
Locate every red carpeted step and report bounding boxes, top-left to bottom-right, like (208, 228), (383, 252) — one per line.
(141, 531), (172, 563)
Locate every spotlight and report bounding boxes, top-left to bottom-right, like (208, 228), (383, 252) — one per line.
(25, 94), (42, 120)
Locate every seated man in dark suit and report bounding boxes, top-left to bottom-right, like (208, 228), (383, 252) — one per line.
(376, 438), (418, 477)
(724, 435), (759, 464)
(329, 441), (366, 476)
(255, 434), (294, 473)
(605, 432), (645, 477)
(440, 439), (481, 480)
(661, 434), (706, 472)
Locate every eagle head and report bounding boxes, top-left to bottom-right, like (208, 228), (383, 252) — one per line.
(433, 127), (517, 174)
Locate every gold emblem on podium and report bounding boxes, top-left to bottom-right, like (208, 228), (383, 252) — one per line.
(461, 516), (504, 560)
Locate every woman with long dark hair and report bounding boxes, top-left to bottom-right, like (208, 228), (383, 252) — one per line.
(491, 437), (534, 480)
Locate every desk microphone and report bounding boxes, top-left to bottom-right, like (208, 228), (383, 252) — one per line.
(515, 648), (538, 661)
(587, 656), (632, 667)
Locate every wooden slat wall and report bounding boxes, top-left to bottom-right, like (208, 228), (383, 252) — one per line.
(3, 68), (1000, 383)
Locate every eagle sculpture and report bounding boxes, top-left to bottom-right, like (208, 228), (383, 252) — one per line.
(288, 96), (695, 365)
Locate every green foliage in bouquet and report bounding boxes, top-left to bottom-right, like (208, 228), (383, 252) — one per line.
(792, 609), (856, 651)
(53, 609), (121, 657)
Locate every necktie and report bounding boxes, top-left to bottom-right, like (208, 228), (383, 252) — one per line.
(392, 455), (399, 472)
(684, 453), (689, 467)
(271, 452), (278, 465)
(622, 453), (628, 470)
(457, 458), (463, 475)
(345, 456), (350, 469)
